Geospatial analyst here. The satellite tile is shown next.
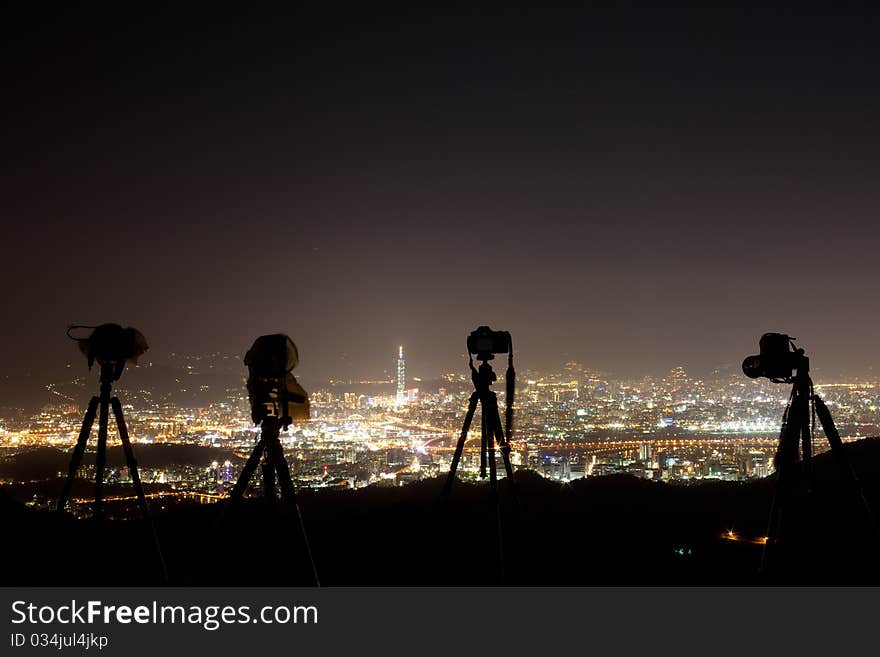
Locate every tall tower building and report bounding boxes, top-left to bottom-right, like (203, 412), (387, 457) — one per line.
(396, 345), (406, 405)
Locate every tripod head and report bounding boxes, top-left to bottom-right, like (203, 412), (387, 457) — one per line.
(245, 334), (310, 429)
(67, 323), (148, 383)
(474, 360), (497, 382)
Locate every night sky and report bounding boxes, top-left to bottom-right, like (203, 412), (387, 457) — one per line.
(3, 4), (880, 395)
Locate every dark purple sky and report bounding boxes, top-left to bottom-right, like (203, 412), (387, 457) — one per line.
(3, 4), (880, 392)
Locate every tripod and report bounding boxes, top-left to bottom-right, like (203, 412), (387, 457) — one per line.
(442, 353), (518, 502)
(58, 364), (152, 520)
(228, 415), (320, 586)
(56, 362), (167, 579)
(441, 342), (519, 582)
(761, 357), (879, 572)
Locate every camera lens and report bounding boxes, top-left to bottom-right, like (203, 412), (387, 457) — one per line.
(742, 355), (763, 378)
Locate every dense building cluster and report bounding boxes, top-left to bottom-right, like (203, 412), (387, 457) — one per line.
(1, 351), (878, 509)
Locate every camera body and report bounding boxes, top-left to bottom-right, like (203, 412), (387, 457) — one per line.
(74, 323), (148, 381)
(742, 333), (803, 381)
(245, 334), (299, 379)
(467, 325), (511, 360)
(244, 334), (309, 425)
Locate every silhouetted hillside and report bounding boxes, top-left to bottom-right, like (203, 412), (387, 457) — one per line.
(0, 444), (240, 480)
(3, 439), (880, 586)
(0, 447), (71, 480)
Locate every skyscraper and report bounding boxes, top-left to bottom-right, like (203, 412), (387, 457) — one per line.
(396, 345), (406, 406)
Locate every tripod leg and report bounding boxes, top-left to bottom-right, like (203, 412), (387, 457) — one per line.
(814, 396), (880, 538)
(761, 392), (805, 574)
(57, 396), (99, 512)
(485, 399), (499, 492)
(484, 394), (505, 584)
(268, 437), (321, 586)
(111, 398), (150, 519)
(480, 410), (488, 479)
(292, 500), (321, 587)
(93, 393), (111, 519)
(261, 419), (281, 503)
(484, 386), (520, 515)
(761, 477), (785, 574)
(270, 439), (297, 505)
(489, 400), (518, 488)
(774, 393), (803, 478)
(229, 436), (267, 502)
(814, 396), (861, 483)
(441, 392), (478, 500)
(112, 397), (168, 581)
(262, 459), (277, 502)
(801, 421), (813, 482)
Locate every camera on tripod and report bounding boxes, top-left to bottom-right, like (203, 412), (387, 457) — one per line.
(68, 323), (148, 381)
(740, 332), (880, 570)
(742, 333), (806, 382)
(245, 334), (310, 426)
(467, 326), (511, 361)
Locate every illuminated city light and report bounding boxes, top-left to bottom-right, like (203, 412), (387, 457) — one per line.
(1, 358), (875, 503)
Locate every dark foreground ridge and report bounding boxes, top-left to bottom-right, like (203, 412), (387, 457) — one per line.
(3, 439), (880, 586)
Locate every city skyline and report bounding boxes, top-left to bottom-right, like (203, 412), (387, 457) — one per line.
(2, 344), (876, 507)
(0, 334), (880, 410)
(5, 341), (878, 450)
